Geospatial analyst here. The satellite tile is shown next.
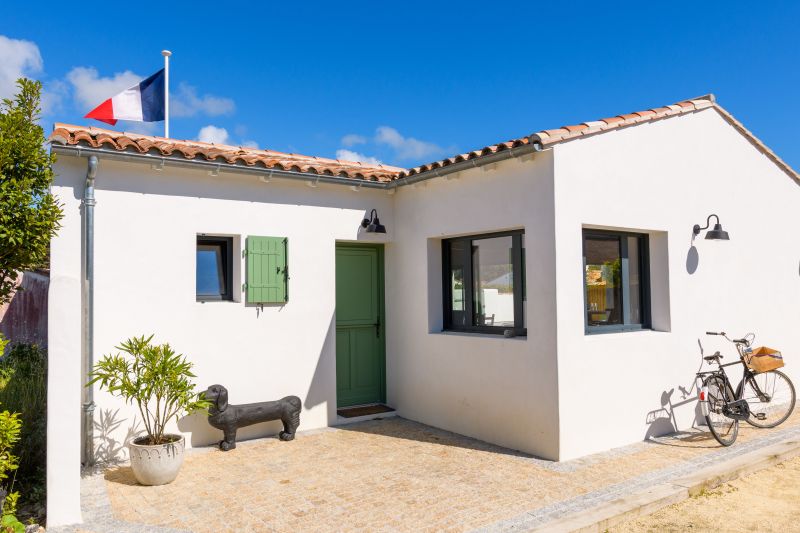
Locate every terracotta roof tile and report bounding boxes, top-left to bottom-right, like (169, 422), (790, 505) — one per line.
(397, 94), (799, 183)
(49, 124), (404, 182)
(50, 94), (799, 185)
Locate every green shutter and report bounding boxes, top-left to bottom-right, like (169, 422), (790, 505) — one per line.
(246, 236), (288, 303)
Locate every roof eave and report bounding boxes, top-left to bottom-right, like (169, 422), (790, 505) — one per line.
(50, 143), (392, 190)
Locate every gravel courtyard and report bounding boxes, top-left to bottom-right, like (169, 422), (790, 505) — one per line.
(57, 411), (800, 533)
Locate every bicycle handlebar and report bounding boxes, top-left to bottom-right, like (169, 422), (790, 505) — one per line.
(705, 331), (754, 347)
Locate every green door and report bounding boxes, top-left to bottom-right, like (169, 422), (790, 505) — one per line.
(335, 244), (385, 407)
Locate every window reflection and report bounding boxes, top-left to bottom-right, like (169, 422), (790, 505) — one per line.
(197, 245), (225, 298)
(472, 236), (514, 327)
(584, 235), (623, 326)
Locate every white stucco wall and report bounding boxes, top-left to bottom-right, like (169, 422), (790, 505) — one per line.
(387, 152), (560, 459)
(552, 108), (800, 460)
(47, 107), (800, 524)
(47, 156), (393, 525)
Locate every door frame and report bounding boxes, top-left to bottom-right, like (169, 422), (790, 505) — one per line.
(335, 242), (386, 407)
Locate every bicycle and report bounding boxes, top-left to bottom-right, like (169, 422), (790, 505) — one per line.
(697, 331), (796, 446)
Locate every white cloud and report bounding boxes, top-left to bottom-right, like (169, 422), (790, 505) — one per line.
(197, 125), (230, 144)
(171, 82), (235, 117)
(118, 121), (159, 135)
(241, 139), (259, 148)
(66, 66), (143, 111)
(41, 79), (68, 115)
(336, 149), (382, 166)
(66, 67), (234, 119)
(0, 35), (43, 99)
(375, 126), (443, 161)
(341, 133), (366, 147)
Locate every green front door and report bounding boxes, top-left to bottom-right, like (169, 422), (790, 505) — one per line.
(335, 244), (385, 407)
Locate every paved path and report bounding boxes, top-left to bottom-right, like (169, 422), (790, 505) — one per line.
(51, 411), (800, 533)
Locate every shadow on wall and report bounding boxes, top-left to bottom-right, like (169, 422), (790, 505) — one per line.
(95, 312), (337, 456)
(0, 271), (49, 353)
(93, 408), (141, 465)
(686, 245), (699, 274)
(304, 313), (338, 425)
(178, 313), (337, 448)
(643, 340), (708, 441)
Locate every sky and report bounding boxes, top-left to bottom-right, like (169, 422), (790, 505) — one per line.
(2, 1), (799, 170)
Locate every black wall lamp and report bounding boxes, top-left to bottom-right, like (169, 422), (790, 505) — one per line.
(693, 214), (730, 241)
(361, 209), (386, 234)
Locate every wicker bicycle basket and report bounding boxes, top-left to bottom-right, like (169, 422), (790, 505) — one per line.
(746, 346), (785, 373)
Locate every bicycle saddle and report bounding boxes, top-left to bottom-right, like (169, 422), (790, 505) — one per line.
(703, 351), (723, 361)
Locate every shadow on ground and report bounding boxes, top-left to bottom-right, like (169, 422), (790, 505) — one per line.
(332, 416), (540, 461)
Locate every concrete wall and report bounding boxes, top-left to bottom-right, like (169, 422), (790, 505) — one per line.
(552, 108), (800, 460)
(387, 152), (560, 459)
(47, 155), (392, 525)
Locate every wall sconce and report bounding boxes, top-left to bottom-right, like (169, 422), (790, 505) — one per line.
(361, 209), (386, 234)
(693, 214), (730, 241)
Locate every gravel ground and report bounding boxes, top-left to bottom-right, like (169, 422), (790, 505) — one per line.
(611, 455), (800, 532)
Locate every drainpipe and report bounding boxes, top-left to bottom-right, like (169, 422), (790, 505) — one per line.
(82, 155), (98, 466)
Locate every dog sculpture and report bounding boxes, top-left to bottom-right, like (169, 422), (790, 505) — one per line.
(205, 384), (301, 451)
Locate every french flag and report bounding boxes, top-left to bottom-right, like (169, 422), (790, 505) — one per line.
(85, 69), (165, 126)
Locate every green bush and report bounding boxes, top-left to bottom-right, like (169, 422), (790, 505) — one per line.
(0, 406), (24, 533)
(0, 343), (46, 521)
(90, 335), (210, 445)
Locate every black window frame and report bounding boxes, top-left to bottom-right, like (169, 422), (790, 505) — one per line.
(442, 229), (526, 336)
(582, 229), (650, 334)
(196, 236), (233, 302)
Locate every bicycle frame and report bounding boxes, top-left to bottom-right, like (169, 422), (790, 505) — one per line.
(697, 331), (770, 416)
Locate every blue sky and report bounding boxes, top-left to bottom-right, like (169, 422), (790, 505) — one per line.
(2, 1), (798, 170)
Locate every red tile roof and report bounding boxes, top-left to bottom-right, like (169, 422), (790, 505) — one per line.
(49, 124), (404, 182)
(399, 94), (799, 183)
(50, 94), (799, 184)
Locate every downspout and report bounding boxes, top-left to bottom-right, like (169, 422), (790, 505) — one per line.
(82, 155), (98, 466)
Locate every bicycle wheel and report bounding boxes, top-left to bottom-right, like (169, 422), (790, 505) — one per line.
(704, 375), (738, 446)
(737, 370), (796, 428)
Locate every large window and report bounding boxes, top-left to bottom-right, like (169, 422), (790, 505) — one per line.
(443, 230), (526, 335)
(196, 236), (233, 301)
(583, 230), (649, 333)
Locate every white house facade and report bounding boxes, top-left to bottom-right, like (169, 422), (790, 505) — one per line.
(46, 95), (800, 525)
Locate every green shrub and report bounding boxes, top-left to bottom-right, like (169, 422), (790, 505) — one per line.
(90, 335), (210, 445)
(0, 407), (23, 532)
(0, 343), (46, 521)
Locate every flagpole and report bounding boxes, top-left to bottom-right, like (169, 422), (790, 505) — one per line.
(162, 50), (171, 138)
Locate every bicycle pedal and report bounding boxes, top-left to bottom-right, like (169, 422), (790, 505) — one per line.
(754, 413), (767, 420)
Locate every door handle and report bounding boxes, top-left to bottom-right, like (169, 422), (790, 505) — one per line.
(375, 316), (381, 338)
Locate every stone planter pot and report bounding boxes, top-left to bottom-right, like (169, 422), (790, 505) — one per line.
(128, 434), (185, 486)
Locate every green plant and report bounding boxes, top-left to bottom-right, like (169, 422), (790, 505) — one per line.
(0, 343), (46, 520)
(89, 335), (210, 445)
(0, 407), (23, 532)
(0, 78), (63, 305)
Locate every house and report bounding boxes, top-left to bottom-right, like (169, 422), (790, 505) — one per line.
(45, 94), (800, 525)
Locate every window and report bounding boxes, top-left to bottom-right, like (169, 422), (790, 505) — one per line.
(583, 230), (649, 333)
(196, 236), (233, 301)
(443, 230), (526, 335)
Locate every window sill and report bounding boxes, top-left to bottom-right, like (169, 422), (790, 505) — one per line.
(584, 328), (668, 339)
(196, 299), (237, 304)
(432, 330), (528, 341)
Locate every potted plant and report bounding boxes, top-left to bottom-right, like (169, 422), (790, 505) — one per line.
(89, 335), (209, 485)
